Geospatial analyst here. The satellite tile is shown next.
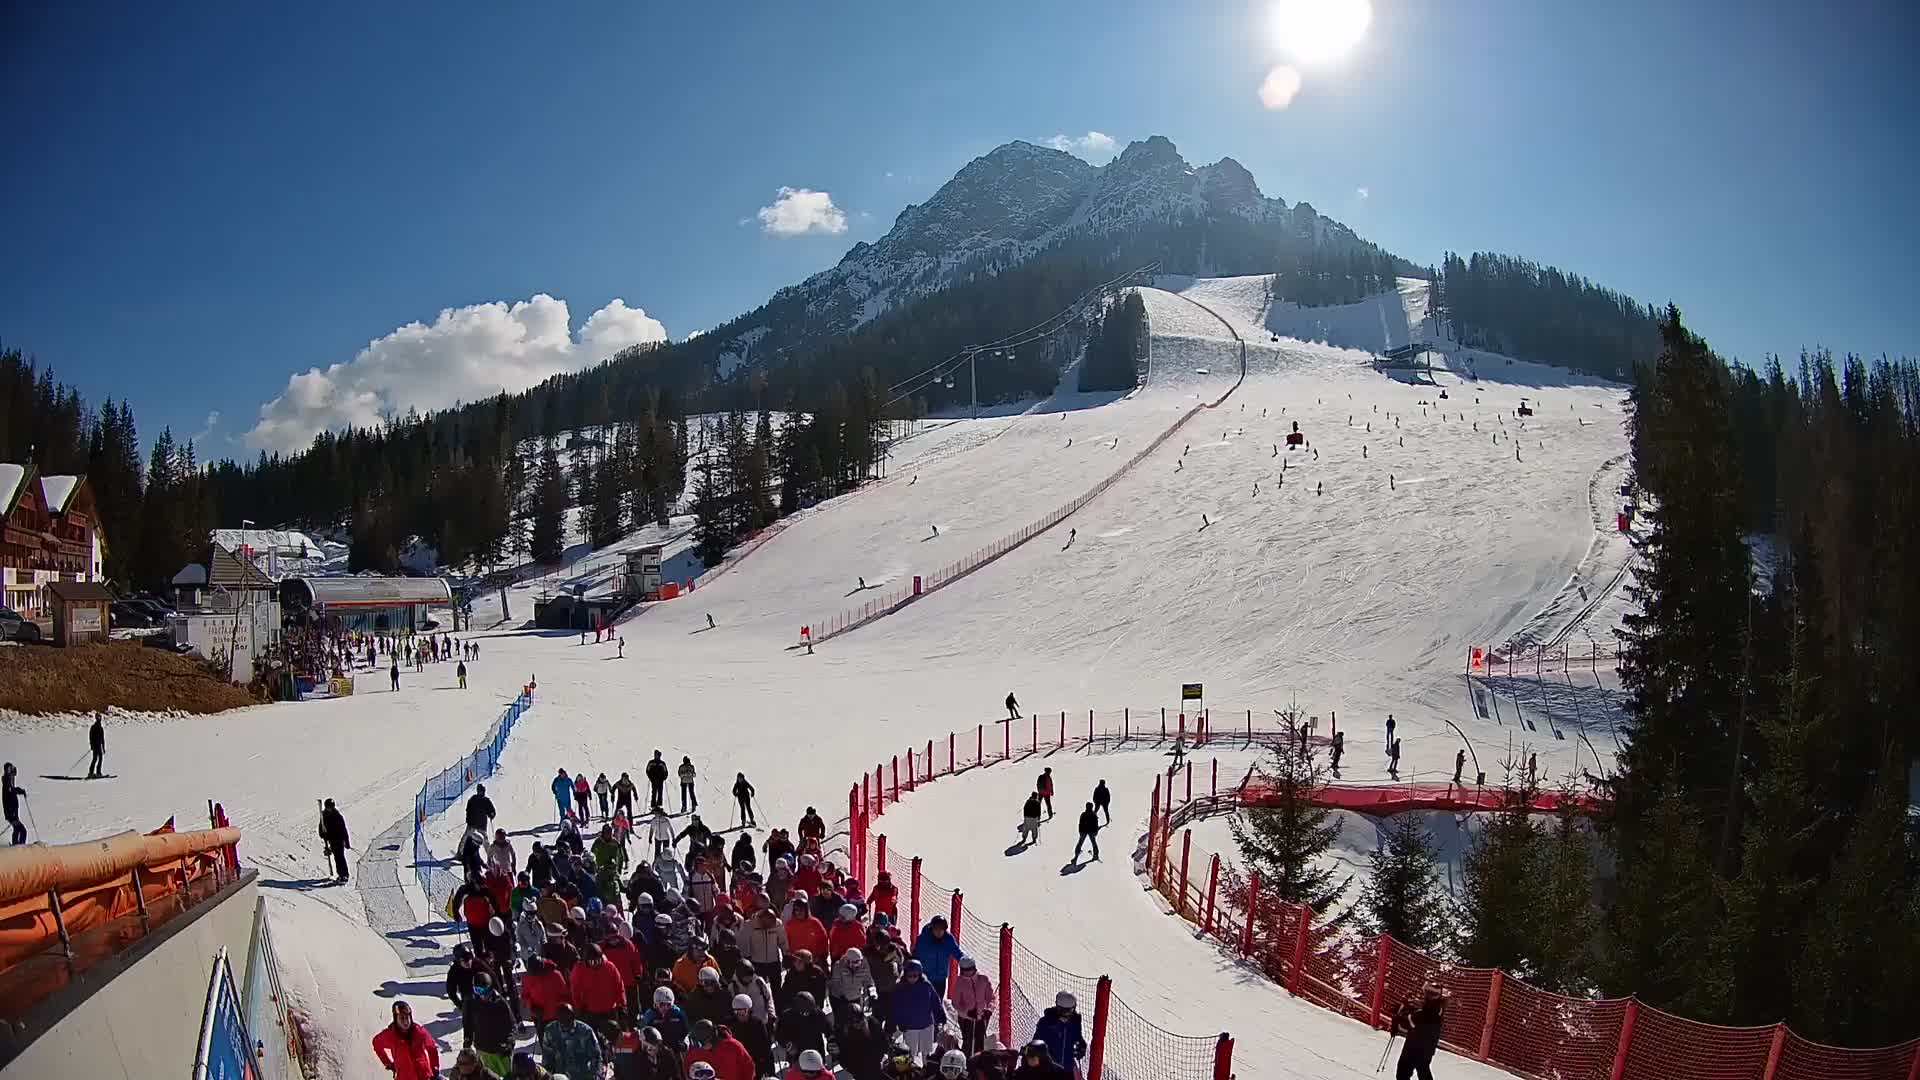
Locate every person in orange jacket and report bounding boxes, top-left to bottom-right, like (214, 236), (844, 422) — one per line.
(370, 1000), (440, 1080)
(673, 938), (721, 995)
(827, 903), (868, 961)
(867, 870), (899, 923)
(683, 1018), (757, 1080)
(567, 941), (627, 1029)
(784, 898), (828, 961)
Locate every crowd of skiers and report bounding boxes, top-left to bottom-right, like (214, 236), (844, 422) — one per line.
(377, 755), (1091, 1079)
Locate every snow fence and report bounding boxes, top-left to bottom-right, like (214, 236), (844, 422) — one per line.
(1147, 775), (1920, 1080)
(410, 688), (534, 902)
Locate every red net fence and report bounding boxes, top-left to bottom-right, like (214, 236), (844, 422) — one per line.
(1147, 781), (1920, 1080)
(808, 326), (1249, 648)
(842, 707), (1252, 1080)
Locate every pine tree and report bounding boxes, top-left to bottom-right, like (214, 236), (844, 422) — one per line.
(1359, 813), (1452, 953)
(1532, 798), (1597, 994)
(133, 429), (183, 589)
(1229, 709), (1350, 914)
(587, 430), (627, 549)
(1457, 792), (1542, 975)
(529, 436), (566, 565)
(689, 443), (733, 568)
(1601, 786), (1717, 1009)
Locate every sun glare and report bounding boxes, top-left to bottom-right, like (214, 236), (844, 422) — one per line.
(1269, 0), (1373, 66)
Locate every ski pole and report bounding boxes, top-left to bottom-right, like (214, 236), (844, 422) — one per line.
(1377, 1033), (1396, 1073)
(22, 796), (39, 842)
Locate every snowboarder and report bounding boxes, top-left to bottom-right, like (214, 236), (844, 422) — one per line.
(86, 713), (106, 778)
(646, 751), (669, 811)
(733, 773), (757, 826)
(858, 576), (867, 590)
(3, 764), (25, 845)
(1005, 692), (1020, 721)
(1390, 473), (1395, 490)
(1062, 528), (1075, 551)
(1091, 780), (1110, 824)
(1036, 767), (1055, 817)
(1454, 749), (1466, 785)
(931, 524), (940, 538)
(1199, 513), (1210, 531)
(457, 659), (468, 689)
(1391, 985), (1449, 1080)
(1072, 803), (1100, 862)
(678, 755), (699, 812)
(1388, 738), (1402, 780)
(1018, 791), (1043, 846)
(551, 769), (573, 823)
(320, 798), (350, 882)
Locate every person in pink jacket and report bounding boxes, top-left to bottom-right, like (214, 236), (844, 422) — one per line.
(370, 1000), (440, 1079)
(948, 955), (995, 1057)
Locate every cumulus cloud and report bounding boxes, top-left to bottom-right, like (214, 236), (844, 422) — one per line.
(245, 295), (667, 453)
(1259, 65), (1303, 109)
(756, 187), (847, 236)
(1044, 131), (1118, 161)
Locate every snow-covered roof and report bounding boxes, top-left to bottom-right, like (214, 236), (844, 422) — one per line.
(0, 464), (23, 513)
(210, 528), (322, 559)
(38, 474), (79, 513)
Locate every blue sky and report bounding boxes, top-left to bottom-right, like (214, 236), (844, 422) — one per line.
(3, 1), (1913, 456)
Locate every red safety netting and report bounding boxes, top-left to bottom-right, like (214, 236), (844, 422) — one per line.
(1238, 778), (1608, 817)
(1148, 780), (1920, 1080)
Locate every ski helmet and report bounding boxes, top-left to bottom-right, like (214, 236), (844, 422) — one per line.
(698, 966), (720, 985)
(732, 993), (753, 1011)
(1056, 991), (1077, 1010)
(940, 1049), (968, 1077)
(838, 903), (858, 921)
(688, 1065), (716, 1080)
(487, 916), (505, 936)
(796, 1049), (826, 1072)
(652, 985), (675, 1007)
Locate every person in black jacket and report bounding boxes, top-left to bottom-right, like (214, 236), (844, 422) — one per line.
(467, 784), (496, 832)
(1390, 985), (1449, 1080)
(86, 714), (107, 778)
(835, 1010), (888, 1080)
(728, 996), (778, 1077)
(1071, 803), (1100, 863)
(465, 971), (517, 1073)
(645, 752), (669, 811)
(319, 799), (351, 882)
(1091, 781), (1111, 824)
(447, 943), (480, 1048)
(2, 764), (26, 846)
(777, 990), (831, 1065)
(527, 841), (554, 890)
(732, 773), (757, 827)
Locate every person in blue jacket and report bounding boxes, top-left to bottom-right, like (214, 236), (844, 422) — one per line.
(911, 914), (964, 996)
(1031, 991), (1086, 1072)
(889, 959), (948, 1064)
(551, 768), (574, 823)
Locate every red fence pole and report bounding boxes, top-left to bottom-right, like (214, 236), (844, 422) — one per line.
(848, 784), (859, 877)
(1204, 854), (1221, 934)
(998, 924), (1015, 1051)
(1178, 830), (1193, 918)
(1760, 1024), (1786, 1080)
(907, 748), (916, 790)
(1478, 970), (1503, 1060)
(909, 856), (923, 939)
(1186, 760), (1194, 803)
(1212, 1033), (1234, 1080)
(875, 765), (885, 815)
(1147, 775), (1162, 877)
(877, 834), (888, 873)
(1907, 1042), (1920, 1080)
(1607, 998), (1638, 1080)
(1087, 976), (1113, 1080)
(1288, 902), (1311, 994)
(1240, 871), (1260, 957)
(950, 890), (964, 943)
(1369, 936), (1391, 1029)
(948, 732), (955, 774)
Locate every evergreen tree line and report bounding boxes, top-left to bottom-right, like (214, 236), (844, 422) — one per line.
(1232, 312), (1918, 1048)
(1437, 252), (1662, 379)
(1270, 247), (1405, 308)
(1079, 292), (1148, 392)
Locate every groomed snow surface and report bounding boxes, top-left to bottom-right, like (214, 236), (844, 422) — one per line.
(1, 277), (1629, 1079)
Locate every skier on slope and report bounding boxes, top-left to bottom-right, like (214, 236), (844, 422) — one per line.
(594, 772), (613, 820)
(4, 764), (27, 845)
(614, 771), (638, 817)
(1072, 803), (1101, 863)
(649, 808), (677, 860)
(1388, 738), (1403, 780)
(1331, 730), (1345, 775)
(1390, 985), (1449, 1080)
(572, 772), (592, 822)
(679, 756), (699, 813)
(646, 751), (670, 811)
(320, 798), (351, 883)
(551, 769), (574, 823)
(86, 713), (106, 778)
(733, 773), (758, 827)
(1454, 749), (1466, 785)
(466, 784), (496, 833)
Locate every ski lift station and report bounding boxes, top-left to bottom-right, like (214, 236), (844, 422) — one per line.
(278, 575), (452, 633)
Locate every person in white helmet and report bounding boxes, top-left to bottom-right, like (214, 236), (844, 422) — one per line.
(782, 1048), (829, 1078)
(938, 1047), (970, 1078)
(1030, 991), (1086, 1073)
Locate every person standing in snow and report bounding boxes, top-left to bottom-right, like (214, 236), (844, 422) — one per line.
(551, 769), (574, 823)
(4, 764), (27, 845)
(890, 960), (947, 1065)
(614, 771), (638, 818)
(1391, 985), (1449, 1080)
(649, 808), (676, 860)
(1332, 730), (1346, 776)
(1091, 780), (1110, 824)
(1388, 738), (1402, 780)
(594, 773), (612, 820)
(466, 784), (496, 833)
(733, 773), (757, 827)
(1030, 993), (1086, 1076)
(1072, 803), (1100, 863)
(487, 829), (516, 876)
(1454, 749), (1466, 785)
(457, 658), (468, 690)
(390, 658), (400, 691)
(1035, 768), (1054, 818)
(949, 956), (994, 1057)
(646, 751), (670, 811)
(1018, 791), (1043, 846)
(86, 713), (106, 778)
(1385, 713), (1396, 746)
(572, 772), (592, 823)
(370, 1000), (439, 1080)
(678, 756), (699, 813)
(320, 798), (351, 882)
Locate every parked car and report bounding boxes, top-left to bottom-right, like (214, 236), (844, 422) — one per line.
(0, 606), (42, 643)
(127, 597), (175, 621)
(110, 602), (156, 629)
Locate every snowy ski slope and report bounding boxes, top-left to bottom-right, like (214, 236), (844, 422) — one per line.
(0, 277), (1630, 1079)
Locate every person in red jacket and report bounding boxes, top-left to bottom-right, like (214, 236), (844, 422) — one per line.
(784, 899), (828, 960)
(600, 930), (642, 1010)
(827, 903), (867, 961)
(519, 956), (571, 1037)
(867, 870), (899, 922)
(371, 1000), (440, 1080)
(792, 854), (824, 898)
(683, 1018), (757, 1080)
(568, 941), (627, 1030)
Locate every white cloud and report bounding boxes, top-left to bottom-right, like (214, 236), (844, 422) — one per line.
(1259, 65), (1304, 109)
(245, 295), (667, 453)
(1356, 186), (1370, 200)
(1043, 131), (1118, 161)
(756, 187), (847, 236)
(189, 410), (220, 447)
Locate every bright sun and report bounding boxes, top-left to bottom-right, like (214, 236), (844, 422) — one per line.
(1269, 0), (1373, 65)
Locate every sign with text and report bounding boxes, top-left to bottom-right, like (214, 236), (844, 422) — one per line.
(1181, 683), (1203, 701)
